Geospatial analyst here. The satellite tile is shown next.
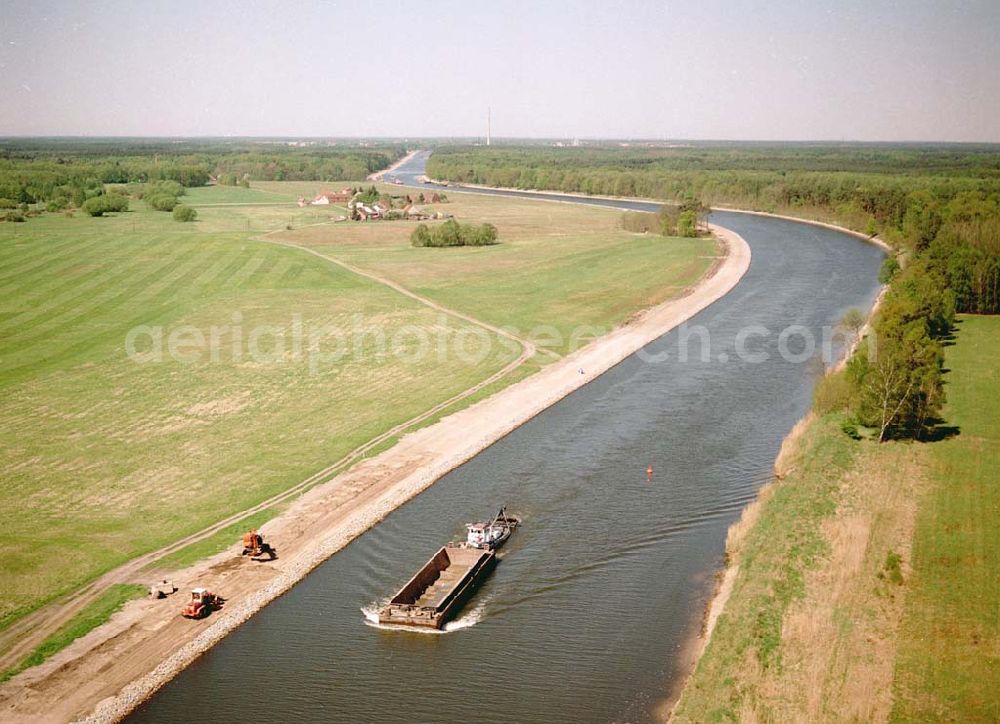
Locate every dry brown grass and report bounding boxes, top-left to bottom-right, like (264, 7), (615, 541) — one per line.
(673, 413), (931, 723)
(745, 442), (925, 722)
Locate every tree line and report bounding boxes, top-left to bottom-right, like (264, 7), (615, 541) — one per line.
(0, 140), (405, 213)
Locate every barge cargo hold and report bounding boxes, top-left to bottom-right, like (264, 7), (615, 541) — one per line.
(378, 508), (519, 630)
(378, 545), (496, 629)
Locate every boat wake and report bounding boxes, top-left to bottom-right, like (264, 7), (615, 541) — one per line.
(361, 595), (490, 634)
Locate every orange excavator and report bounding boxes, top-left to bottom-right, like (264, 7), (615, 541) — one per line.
(241, 529), (277, 561)
(181, 588), (223, 619)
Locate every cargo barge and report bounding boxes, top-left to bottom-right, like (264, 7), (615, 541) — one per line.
(378, 508), (519, 630)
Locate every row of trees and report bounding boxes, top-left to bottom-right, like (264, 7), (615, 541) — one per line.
(844, 214), (999, 439)
(429, 144), (1000, 178)
(428, 154), (999, 214)
(841, 257), (951, 441)
(211, 149), (399, 183)
(411, 220), (498, 247)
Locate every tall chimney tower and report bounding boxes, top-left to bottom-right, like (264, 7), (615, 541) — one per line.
(487, 106), (491, 146)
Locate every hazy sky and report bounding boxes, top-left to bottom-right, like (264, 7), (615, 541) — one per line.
(2, 0), (998, 141)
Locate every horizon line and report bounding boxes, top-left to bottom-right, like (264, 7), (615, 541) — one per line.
(2, 135), (1000, 146)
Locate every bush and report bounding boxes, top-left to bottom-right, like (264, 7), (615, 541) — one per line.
(473, 222), (498, 245)
(621, 205), (681, 235)
(3, 210), (26, 222)
(142, 180), (185, 199)
(879, 550), (904, 585)
(82, 198), (104, 216)
(839, 308), (866, 335)
(840, 418), (862, 440)
(410, 220), (500, 247)
(879, 256), (900, 284)
(142, 180), (185, 212)
(813, 371), (855, 414)
(146, 192), (179, 211)
(411, 224), (433, 247)
(46, 199), (67, 212)
(677, 210), (698, 237)
(81, 194), (129, 217)
(172, 204), (197, 222)
(0, 198), (16, 209)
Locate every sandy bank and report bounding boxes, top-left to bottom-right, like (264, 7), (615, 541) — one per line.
(0, 225), (750, 723)
(367, 150), (419, 181)
(710, 206), (893, 253)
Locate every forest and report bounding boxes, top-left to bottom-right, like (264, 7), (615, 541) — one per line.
(0, 139), (404, 211)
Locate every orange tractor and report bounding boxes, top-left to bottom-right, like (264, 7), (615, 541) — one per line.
(241, 529), (277, 561)
(181, 588), (224, 619)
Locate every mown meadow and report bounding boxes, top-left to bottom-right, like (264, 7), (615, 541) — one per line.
(0, 171), (715, 636)
(0, 202), (516, 628)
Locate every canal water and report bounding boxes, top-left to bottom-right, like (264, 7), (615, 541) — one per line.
(131, 159), (885, 723)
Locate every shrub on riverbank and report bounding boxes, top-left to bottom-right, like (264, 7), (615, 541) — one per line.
(812, 370), (855, 415)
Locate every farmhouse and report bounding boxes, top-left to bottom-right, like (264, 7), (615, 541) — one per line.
(311, 188), (354, 205)
(353, 203), (381, 221)
(404, 205), (430, 220)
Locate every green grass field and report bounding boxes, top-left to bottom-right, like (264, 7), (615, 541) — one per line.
(181, 185), (298, 205)
(0, 203), (516, 629)
(891, 315), (1000, 721)
(283, 192), (718, 353)
(0, 184), (713, 634)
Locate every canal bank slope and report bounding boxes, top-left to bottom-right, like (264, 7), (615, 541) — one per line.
(670, 326), (997, 717)
(0, 225), (749, 723)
